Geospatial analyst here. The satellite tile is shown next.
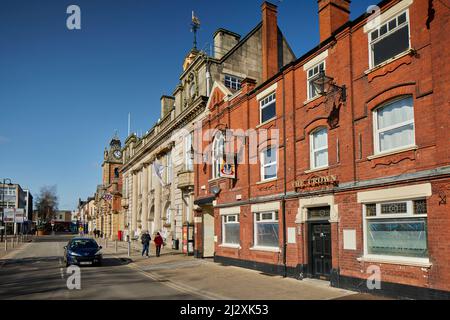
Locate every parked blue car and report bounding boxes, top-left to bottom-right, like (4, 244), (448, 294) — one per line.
(64, 238), (103, 267)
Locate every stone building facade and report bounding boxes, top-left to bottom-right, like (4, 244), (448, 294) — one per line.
(194, 0), (450, 299)
(120, 1), (295, 251)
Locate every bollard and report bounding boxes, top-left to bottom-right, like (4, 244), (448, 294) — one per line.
(11, 237), (14, 248)
(4, 236), (7, 252)
(115, 240), (117, 253)
(105, 239), (108, 249)
(127, 241), (130, 257)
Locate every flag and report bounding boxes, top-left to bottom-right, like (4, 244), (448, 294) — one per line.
(153, 161), (165, 186)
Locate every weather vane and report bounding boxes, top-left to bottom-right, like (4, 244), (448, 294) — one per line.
(191, 11), (201, 49)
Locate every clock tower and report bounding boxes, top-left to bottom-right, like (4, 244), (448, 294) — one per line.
(102, 133), (123, 186)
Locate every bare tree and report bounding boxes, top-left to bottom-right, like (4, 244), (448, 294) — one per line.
(35, 185), (59, 223)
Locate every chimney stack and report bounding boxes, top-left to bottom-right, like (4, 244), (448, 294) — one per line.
(318, 0), (351, 43)
(261, 1), (279, 81)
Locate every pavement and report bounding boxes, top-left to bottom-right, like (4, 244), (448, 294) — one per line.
(99, 238), (384, 300)
(0, 234), (391, 300)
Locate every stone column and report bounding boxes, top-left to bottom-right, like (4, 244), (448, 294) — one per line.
(131, 171), (138, 236)
(142, 164), (149, 231)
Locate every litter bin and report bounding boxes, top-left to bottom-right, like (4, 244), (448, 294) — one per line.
(172, 239), (179, 250)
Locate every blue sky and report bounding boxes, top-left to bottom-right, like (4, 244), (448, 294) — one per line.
(0, 0), (375, 210)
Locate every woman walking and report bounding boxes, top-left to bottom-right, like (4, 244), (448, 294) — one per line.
(154, 232), (164, 257)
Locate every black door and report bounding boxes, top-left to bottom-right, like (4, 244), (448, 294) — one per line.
(310, 223), (332, 279)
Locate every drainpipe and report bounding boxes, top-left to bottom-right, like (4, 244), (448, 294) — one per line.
(281, 75), (288, 278)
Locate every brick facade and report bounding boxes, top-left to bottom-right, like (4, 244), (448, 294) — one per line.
(194, 0), (450, 299)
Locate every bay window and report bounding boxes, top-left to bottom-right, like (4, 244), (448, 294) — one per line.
(222, 214), (240, 245)
(373, 96), (415, 154)
(364, 199), (428, 259)
(254, 211), (279, 248)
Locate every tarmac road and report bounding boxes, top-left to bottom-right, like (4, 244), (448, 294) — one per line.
(0, 235), (201, 300)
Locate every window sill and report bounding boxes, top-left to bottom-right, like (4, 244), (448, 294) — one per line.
(303, 95), (322, 106)
(256, 117), (277, 129)
(357, 255), (432, 268)
(367, 145), (418, 160)
(256, 177), (278, 185)
(249, 246), (280, 253)
(304, 166), (329, 174)
(208, 177), (227, 184)
(365, 49), (415, 75)
(219, 244), (241, 249)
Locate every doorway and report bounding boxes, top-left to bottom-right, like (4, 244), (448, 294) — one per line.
(309, 222), (332, 279)
(203, 208), (215, 258)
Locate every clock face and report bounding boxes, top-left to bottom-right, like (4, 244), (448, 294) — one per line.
(113, 150), (122, 159)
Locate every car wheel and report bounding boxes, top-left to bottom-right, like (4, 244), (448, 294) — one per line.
(96, 260), (102, 267)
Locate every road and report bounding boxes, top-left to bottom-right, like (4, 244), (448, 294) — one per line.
(0, 235), (201, 300)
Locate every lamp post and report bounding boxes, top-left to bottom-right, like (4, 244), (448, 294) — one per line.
(1, 178), (13, 242)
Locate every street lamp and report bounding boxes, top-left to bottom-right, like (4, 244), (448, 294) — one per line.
(312, 70), (347, 102)
(1, 178), (13, 242)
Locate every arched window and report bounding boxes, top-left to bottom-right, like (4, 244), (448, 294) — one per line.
(310, 127), (328, 169)
(212, 133), (224, 179)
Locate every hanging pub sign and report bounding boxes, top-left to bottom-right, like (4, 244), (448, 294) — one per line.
(292, 175), (338, 189)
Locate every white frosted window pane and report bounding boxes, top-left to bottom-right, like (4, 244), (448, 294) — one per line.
(256, 222), (279, 247)
(367, 219), (428, 258)
(264, 164), (277, 180)
(224, 223), (240, 244)
(377, 97), (413, 129)
(313, 129), (328, 149)
(314, 149), (328, 168)
(379, 123), (414, 151)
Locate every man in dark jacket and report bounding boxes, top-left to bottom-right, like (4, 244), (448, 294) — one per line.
(141, 231), (151, 258)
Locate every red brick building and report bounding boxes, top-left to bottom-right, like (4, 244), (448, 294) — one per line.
(194, 0), (450, 299)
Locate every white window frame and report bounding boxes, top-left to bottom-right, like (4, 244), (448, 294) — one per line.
(212, 134), (224, 179)
(362, 198), (429, 264)
(368, 9), (411, 69)
(224, 75), (241, 91)
(222, 214), (240, 245)
(259, 92), (276, 124)
(253, 211), (279, 249)
(260, 146), (277, 182)
(307, 61), (325, 101)
(373, 96), (415, 155)
(184, 132), (194, 171)
(310, 127), (329, 170)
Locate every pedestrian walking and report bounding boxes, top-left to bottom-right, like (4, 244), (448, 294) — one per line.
(141, 231), (151, 258)
(93, 228), (97, 238)
(154, 232), (163, 257)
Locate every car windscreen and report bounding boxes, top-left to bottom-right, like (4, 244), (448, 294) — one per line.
(69, 239), (98, 250)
